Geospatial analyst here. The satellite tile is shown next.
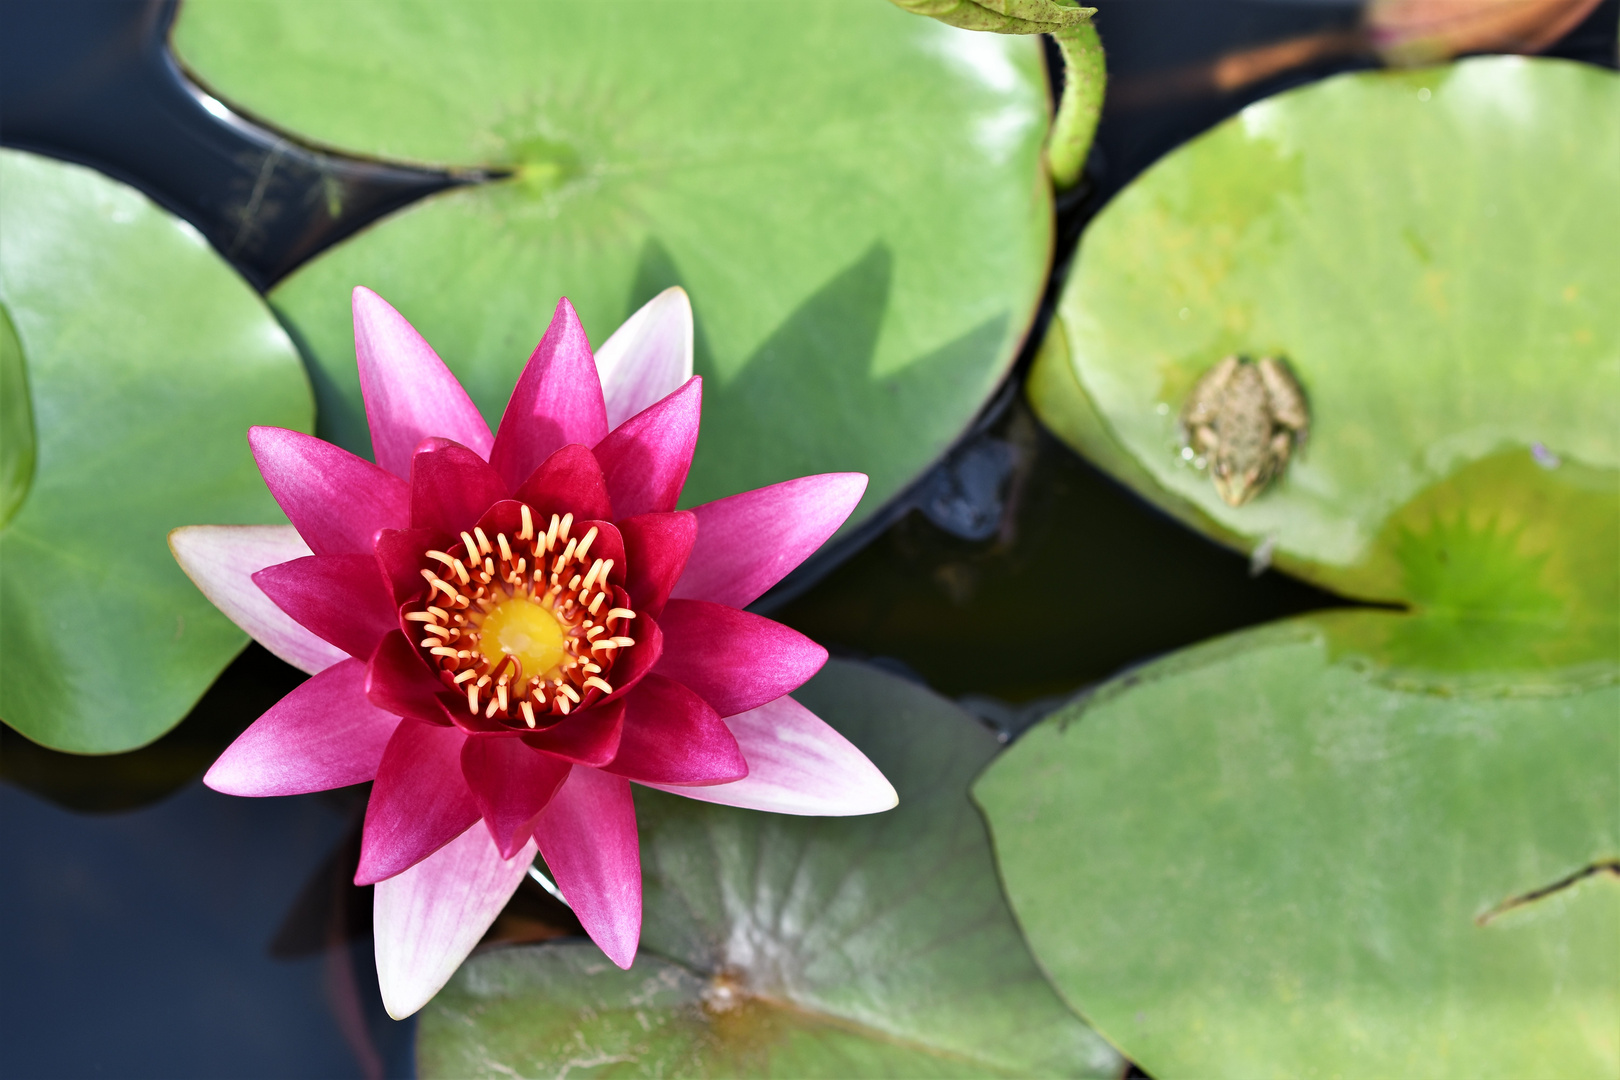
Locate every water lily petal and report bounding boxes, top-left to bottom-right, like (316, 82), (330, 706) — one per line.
(513, 443), (613, 525)
(533, 766), (641, 969)
(461, 738), (572, 859)
(366, 630), (457, 724)
(591, 376), (700, 519)
(374, 526), (450, 605)
(652, 599), (827, 717)
(601, 674), (746, 785)
(253, 553), (398, 661)
(519, 698), (626, 767)
(204, 657), (398, 796)
(672, 473), (868, 608)
(596, 286), (693, 430)
(409, 438), (510, 538)
(489, 297), (608, 491)
(353, 287), (493, 478)
(248, 425), (410, 555)
(373, 823), (535, 1020)
(644, 694), (897, 815)
(617, 512), (695, 618)
(357, 718), (479, 885)
(170, 525), (347, 675)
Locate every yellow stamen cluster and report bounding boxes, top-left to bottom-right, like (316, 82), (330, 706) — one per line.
(405, 504), (637, 728)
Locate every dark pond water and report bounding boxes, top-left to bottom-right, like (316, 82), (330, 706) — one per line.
(2, 1), (1614, 1076)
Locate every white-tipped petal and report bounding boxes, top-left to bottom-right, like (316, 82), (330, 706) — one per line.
(596, 286), (693, 430)
(645, 695), (897, 816)
(373, 824), (536, 1019)
(169, 525), (346, 675)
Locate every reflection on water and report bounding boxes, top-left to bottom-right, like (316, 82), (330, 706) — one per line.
(0, 782), (414, 1078)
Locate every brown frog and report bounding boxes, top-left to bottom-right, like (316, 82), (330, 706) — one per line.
(1179, 355), (1309, 506)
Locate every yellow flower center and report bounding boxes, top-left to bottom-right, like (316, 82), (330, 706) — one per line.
(404, 504), (637, 729)
(471, 594), (567, 682)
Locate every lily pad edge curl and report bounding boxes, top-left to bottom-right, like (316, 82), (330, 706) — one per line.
(0, 149), (313, 754)
(417, 659), (1124, 1079)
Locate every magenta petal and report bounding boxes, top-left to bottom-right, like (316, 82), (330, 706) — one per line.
(253, 554), (399, 661)
(373, 824), (535, 1019)
(644, 695), (897, 815)
(357, 719), (479, 885)
(410, 439), (510, 537)
(374, 527), (448, 605)
(353, 287), (493, 478)
(205, 658), (398, 796)
(248, 426), (410, 555)
(367, 631), (456, 724)
(461, 738), (571, 859)
(672, 473), (868, 608)
(533, 767), (641, 969)
(652, 600), (827, 717)
(488, 298), (609, 491)
(519, 699), (625, 767)
(170, 525), (347, 675)
(596, 287), (694, 430)
(601, 674), (746, 785)
(512, 443), (613, 525)
(617, 513), (695, 618)
(591, 377), (700, 519)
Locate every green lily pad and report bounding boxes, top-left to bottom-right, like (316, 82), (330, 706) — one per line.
(0, 150), (312, 754)
(1029, 57), (1619, 601)
(417, 660), (1122, 1078)
(974, 614), (1619, 1078)
(172, 0), (1055, 532)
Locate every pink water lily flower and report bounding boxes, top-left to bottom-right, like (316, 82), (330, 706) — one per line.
(171, 286), (896, 1018)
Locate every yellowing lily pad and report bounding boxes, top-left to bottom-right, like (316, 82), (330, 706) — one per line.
(975, 616), (1619, 1078)
(172, 0), (1054, 532)
(0, 150), (312, 753)
(1029, 57), (1619, 601)
(417, 660), (1122, 1078)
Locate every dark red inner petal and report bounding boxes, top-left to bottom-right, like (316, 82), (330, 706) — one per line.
(617, 511), (695, 617)
(514, 443), (613, 525)
(409, 438), (510, 536)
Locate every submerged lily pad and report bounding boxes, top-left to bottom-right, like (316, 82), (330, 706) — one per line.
(975, 615), (1619, 1078)
(417, 660), (1122, 1078)
(172, 0), (1055, 533)
(1029, 57), (1619, 601)
(0, 150), (311, 754)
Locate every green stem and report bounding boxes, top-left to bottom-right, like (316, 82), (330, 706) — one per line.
(1047, 20), (1105, 192)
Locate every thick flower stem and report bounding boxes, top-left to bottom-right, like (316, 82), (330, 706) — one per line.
(1047, 21), (1105, 192)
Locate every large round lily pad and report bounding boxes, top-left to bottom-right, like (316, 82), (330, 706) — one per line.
(975, 614), (1619, 1078)
(1029, 57), (1619, 602)
(172, 0), (1055, 532)
(417, 660), (1122, 1078)
(0, 150), (312, 753)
